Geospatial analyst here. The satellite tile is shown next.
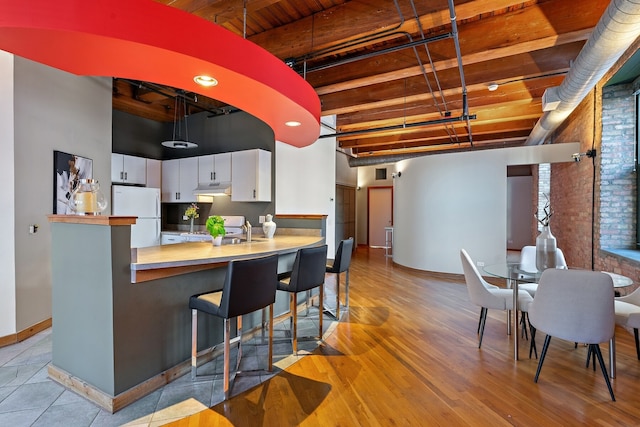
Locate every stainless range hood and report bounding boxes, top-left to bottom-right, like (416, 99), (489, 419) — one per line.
(193, 182), (231, 196)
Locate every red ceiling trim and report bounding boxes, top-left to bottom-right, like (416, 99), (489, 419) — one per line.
(0, 0), (321, 147)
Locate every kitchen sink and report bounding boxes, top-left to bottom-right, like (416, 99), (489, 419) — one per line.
(221, 237), (265, 245)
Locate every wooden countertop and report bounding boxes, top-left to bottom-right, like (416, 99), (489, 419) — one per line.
(131, 235), (324, 283)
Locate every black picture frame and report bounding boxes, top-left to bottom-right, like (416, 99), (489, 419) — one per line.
(53, 150), (93, 214)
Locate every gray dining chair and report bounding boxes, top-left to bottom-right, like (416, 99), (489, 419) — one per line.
(460, 249), (534, 349)
(615, 286), (640, 360)
(528, 268), (615, 401)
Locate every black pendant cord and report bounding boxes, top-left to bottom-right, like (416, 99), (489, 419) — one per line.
(591, 153), (596, 271)
(591, 89), (597, 271)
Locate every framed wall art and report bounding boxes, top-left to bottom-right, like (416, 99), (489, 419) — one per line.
(53, 150), (93, 214)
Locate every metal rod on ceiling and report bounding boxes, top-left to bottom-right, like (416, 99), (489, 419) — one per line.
(408, 0), (458, 144)
(448, 0), (472, 146)
(117, 78), (229, 117)
(319, 114), (476, 139)
(293, 0), (405, 66)
(303, 33), (452, 73)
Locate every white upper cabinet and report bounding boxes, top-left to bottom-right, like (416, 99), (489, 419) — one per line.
(111, 153), (147, 185)
(198, 153), (231, 184)
(231, 149), (271, 202)
(162, 157), (198, 202)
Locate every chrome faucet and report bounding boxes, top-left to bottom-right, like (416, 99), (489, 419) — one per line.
(243, 220), (252, 242)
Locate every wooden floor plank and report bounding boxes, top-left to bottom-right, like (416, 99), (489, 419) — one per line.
(167, 248), (640, 426)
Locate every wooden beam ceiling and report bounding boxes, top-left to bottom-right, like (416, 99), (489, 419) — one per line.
(126, 0), (612, 158)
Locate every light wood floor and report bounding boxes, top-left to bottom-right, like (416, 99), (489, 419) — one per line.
(168, 248), (640, 426)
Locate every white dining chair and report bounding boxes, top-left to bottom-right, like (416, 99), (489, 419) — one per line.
(614, 286), (640, 360)
(518, 246), (567, 297)
(528, 268), (615, 401)
(460, 249), (533, 349)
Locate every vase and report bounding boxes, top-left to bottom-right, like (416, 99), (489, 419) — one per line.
(70, 179), (108, 216)
(262, 214), (276, 238)
(189, 217), (194, 234)
(535, 225), (557, 271)
(212, 235), (223, 246)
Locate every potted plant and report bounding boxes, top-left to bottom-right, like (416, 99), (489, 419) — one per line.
(206, 215), (226, 246)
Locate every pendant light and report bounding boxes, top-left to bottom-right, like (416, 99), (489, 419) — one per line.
(162, 90), (197, 149)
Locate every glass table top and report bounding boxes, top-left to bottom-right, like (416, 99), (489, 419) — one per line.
(483, 262), (633, 288)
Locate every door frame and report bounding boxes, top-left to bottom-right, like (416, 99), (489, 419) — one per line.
(367, 186), (393, 246)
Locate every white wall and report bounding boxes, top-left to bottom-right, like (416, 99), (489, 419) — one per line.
(0, 51), (16, 336)
(392, 143), (579, 274)
(275, 115), (336, 254)
(11, 57), (112, 332)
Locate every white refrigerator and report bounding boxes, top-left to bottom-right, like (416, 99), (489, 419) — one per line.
(112, 186), (161, 248)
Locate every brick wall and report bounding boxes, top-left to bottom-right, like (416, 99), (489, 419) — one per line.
(549, 95), (597, 271)
(550, 83), (640, 288)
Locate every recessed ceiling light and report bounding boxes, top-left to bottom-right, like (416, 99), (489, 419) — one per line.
(285, 121), (301, 127)
(487, 83), (499, 91)
(194, 75), (218, 87)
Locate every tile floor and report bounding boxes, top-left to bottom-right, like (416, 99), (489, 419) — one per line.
(0, 306), (336, 427)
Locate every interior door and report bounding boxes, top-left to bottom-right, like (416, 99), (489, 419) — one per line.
(368, 187), (393, 247)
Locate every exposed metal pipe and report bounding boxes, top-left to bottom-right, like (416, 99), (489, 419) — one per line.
(347, 139), (520, 167)
(525, 0), (640, 145)
(319, 114), (475, 138)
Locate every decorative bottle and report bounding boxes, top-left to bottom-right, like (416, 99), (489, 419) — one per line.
(535, 225), (557, 271)
(262, 214), (276, 238)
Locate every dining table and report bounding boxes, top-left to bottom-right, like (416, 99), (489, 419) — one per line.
(482, 262), (633, 378)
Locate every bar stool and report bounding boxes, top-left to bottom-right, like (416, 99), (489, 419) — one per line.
(276, 245), (328, 354)
(325, 237), (354, 319)
(189, 254), (278, 399)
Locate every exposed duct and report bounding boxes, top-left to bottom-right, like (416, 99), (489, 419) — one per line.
(525, 0), (640, 145)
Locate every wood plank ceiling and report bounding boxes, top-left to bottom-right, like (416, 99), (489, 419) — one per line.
(112, 0), (611, 160)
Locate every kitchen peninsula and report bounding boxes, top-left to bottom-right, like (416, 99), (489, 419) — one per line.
(47, 215), (325, 413)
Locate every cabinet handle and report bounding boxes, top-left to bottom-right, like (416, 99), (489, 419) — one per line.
(120, 172), (123, 180)
(211, 172), (213, 181)
(124, 172), (128, 180)
(253, 189), (256, 199)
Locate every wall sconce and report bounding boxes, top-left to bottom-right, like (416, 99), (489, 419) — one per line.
(571, 149), (596, 162)
(392, 171), (402, 178)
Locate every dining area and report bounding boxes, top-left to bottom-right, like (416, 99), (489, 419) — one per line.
(461, 245), (639, 403)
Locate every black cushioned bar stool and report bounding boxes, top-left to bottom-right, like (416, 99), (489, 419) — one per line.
(277, 245), (328, 354)
(325, 237), (354, 319)
(189, 254), (278, 399)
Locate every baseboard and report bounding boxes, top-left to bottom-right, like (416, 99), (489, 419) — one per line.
(0, 318), (52, 348)
(48, 360), (192, 413)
